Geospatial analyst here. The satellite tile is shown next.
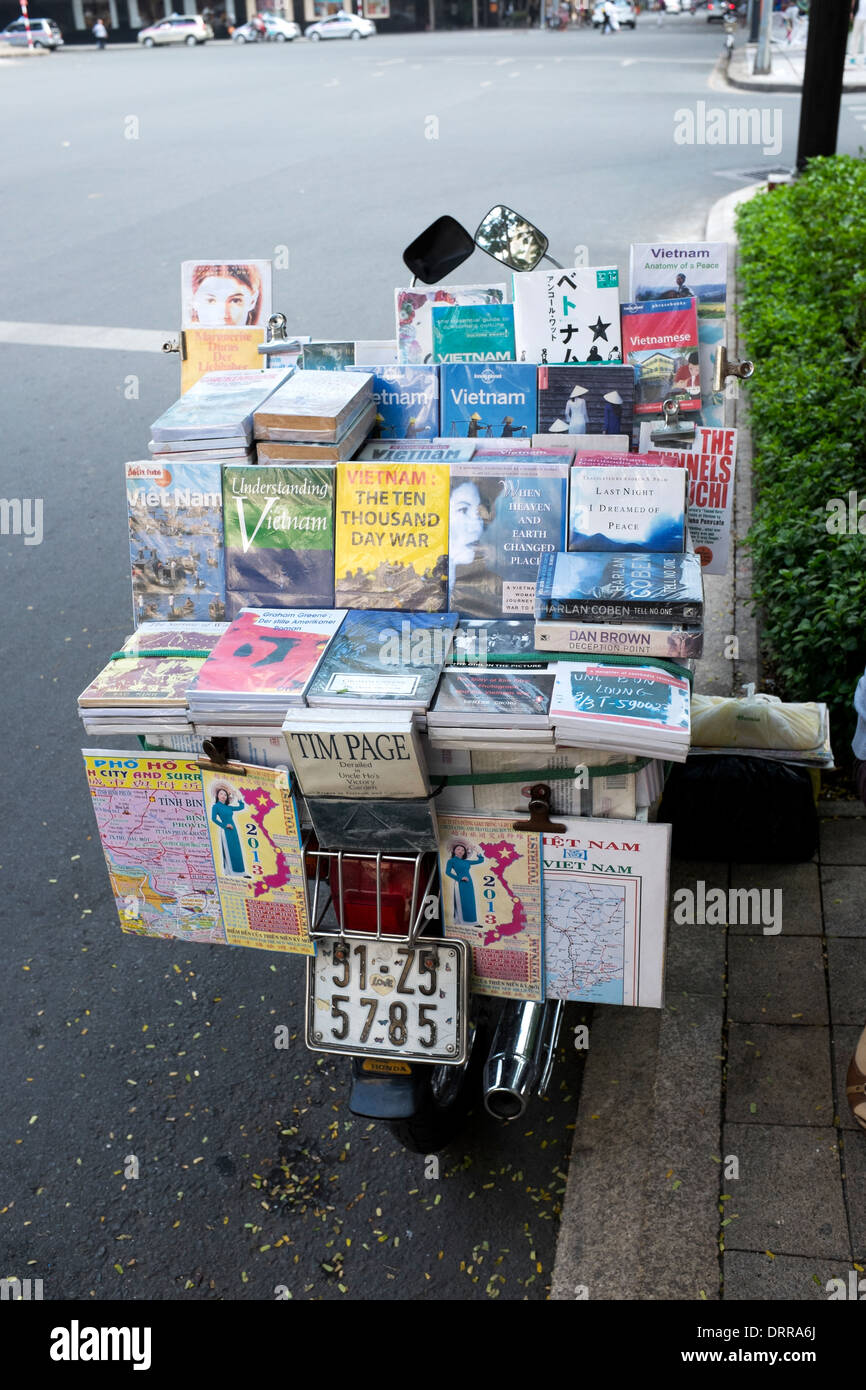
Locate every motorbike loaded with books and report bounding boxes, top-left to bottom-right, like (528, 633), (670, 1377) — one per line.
(79, 211), (831, 1154)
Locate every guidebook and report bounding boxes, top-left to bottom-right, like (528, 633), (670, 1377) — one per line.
(305, 609), (458, 710)
(512, 265), (622, 366)
(334, 460), (450, 611)
(396, 285), (507, 365)
(355, 440), (475, 463)
(535, 550), (703, 624)
(536, 364), (635, 438)
(542, 817), (670, 1007)
(223, 463), (335, 616)
(620, 297), (701, 416)
(437, 814), (543, 1001)
(439, 363), (537, 439)
(448, 459), (568, 618)
(126, 459), (226, 625)
(430, 303), (516, 363)
(345, 363), (439, 440)
(83, 752), (225, 946)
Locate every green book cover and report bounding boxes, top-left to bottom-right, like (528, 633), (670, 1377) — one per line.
(223, 463), (335, 619)
(430, 304), (516, 364)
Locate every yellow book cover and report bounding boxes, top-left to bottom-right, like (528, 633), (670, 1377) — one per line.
(199, 762), (314, 955)
(334, 460), (449, 610)
(181, 328), (264, 395)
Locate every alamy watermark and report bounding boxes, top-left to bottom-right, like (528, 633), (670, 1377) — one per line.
(826, 490), (866, 535)
(673, 101), (783, 158)
(672, 882), (782, 935)
(1, 498), (43, 546)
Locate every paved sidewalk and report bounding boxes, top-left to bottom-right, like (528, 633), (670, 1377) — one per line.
(726, 40), (866, 92)
(551, 184), (866, 1302)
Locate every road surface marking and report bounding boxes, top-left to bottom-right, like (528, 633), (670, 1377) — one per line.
(0, 322), (170, 353)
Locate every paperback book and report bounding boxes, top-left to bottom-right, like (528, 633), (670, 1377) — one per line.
(533, 434), (627, 455)
(223, 464), (335, 616)
(396, 285), (507, 366)
(638, 423), (737, 576)
(255, 403), (375, 463)
(305, 609), (457, 710)
(181, 260), (271, 331)
(345, 363), (439, 440)
(568, 463), (688, 553)
(437, 814), (543, 1001)
(470, 748), (637, 820)
(355, 440), (475, 463)
(550, 661), (691, 761)
(301, 341), (356, 370)
(536, 365), (636, 437)
(199, 761), (313, 955)
(448, 459), (568, 618)
(282, 708), (430, 799)
(620, 297), (701, 416)
(542, 817), (670, 1007)
(126, 459), (226, 625)
(334, 460), (450, 611)
(430, 303), (516, 363)
(83, 752), (225, 945)
(512, 265), (622, 365)
(449, 619), (548, 668)
(78, 623), (225, 725)
(150, 368), (291, 443)
(253, 370), (373, 442)
(428, 670), (555, 727)
(535, 550), (703, 624)
(180, 328), (264, 395)
(533, 619), (703, 660)
(439, 363), (537, 439)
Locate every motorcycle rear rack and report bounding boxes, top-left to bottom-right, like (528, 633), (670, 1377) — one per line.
(306, 847), (440, 946)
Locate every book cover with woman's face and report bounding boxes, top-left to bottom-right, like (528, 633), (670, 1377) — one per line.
(181, 261), (272, 330)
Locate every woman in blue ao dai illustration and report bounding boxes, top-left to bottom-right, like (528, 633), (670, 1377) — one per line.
(211, 787), (246, 876)
(445, 842), (485, 925)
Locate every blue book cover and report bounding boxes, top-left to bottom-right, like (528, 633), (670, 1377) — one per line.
(448, 460), (568, 619)
(305, 610), (459, 709)
(430, 304), (516, 363)
(568, 464), (687, 553)
(537, 364), (636, 437)
(535, 550), (703, 622)
(440, 363), (537, 440)
(126, 459), (226, 624)
(346, 364), (439, 440)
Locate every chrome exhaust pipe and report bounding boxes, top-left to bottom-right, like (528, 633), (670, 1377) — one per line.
(483, 999), (563, 1120)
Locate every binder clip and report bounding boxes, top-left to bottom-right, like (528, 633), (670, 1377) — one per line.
(650, 395), (696, 448)
(258, 313), (306, 370)
(712, 344), (754, 394)
(512, 784), (566, 836)
(162, 336), (180, 355)
(196, 738), (246, 775)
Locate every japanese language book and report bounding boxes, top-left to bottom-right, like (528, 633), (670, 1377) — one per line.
(187, 608), (347, 723)
(83, 752), (226, 946)
(568, 463), (688, 553)
(222, 464), (335, 616)
(437, 814), (543, 1001)
(430, 303), (516, 364)
(542, 818), (670, 1007)
(629, 241), (728, 430)
(198, 760), (314, 955)
(253, 370), (373, 442)
(512, 265), (622, 365)
(126, 460), (226, 625)
(150, 368), (291, 444)
(550, 661), (691, 761)
(447, 458), (568, 618)
(395, 285), (507, 366)
(439, 363), (537, 440)
(536, 365), (636, 438)
(305, 609), (458, 711)
(334, 460), (450, 611)
(282, 708), (430, 799)
(620, 297), (701, 416)
(535, 550), (703, 624)
(638, 423), (738, 576)
(345, 363), (439, 440)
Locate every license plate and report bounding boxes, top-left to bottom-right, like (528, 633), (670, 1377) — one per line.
(306, 937), (468, 1065)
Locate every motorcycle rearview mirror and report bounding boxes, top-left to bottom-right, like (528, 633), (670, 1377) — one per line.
(402, 215), (476, 285)
(474, 205), (556, 272)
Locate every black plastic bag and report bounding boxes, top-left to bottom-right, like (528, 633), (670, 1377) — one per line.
(659, 755), (818, 862)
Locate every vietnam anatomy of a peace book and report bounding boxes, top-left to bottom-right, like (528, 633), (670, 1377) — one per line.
(512, 266), (622, 366)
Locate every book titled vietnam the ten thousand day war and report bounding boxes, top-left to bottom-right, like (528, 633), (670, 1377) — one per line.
(334, 459), (450, 611)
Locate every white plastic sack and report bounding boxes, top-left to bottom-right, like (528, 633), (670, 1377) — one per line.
(691, 691), (824, 751)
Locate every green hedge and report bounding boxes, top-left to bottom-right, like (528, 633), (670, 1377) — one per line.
(736, 156), (866, 755)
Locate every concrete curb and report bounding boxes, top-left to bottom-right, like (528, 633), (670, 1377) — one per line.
(723, 45), (866, 94)
(550, 181), (766, 1302)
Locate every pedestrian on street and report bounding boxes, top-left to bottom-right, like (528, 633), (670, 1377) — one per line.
(92, 17), (107, 47)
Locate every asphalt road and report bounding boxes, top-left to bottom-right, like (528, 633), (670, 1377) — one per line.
(1, 21), (862, 1305)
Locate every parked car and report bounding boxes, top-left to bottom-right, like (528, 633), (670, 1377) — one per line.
(233, 13), (301, 40)
(590, 1), (637, 27)
(304, 10), (376, 39)
(137, 13), (213, 45)
(697, 0), (735, 18)
(0, 16), (63, 47)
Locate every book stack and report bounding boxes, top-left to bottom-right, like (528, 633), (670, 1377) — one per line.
(550, 659), (691, 762)
(78, 623), (226, 734)
(186, 607), (346, 729)
(426, 669), (555, 748)
(148, 368), (291, 464)
(254, 370), (376, 463)
(534, 549), (704, 660)
(304, 610), (458, 713)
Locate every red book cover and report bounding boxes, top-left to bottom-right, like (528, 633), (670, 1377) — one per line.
(620, 297), (701, 416)
(570, 450), (685, 469)
(190, 608), (345, 696)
